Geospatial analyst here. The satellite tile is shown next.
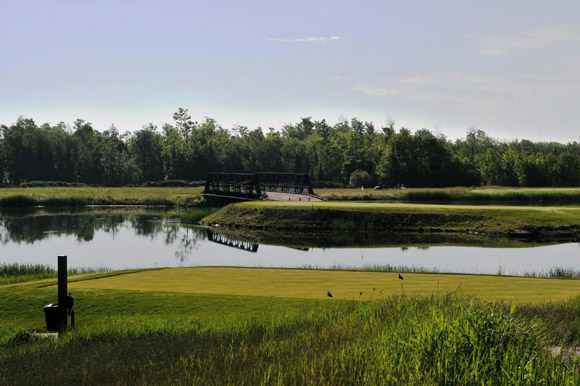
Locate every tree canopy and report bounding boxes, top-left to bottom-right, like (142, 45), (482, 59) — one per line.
(1, 111), (579, 187)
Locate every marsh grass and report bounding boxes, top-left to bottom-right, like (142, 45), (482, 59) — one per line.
(0, 263), (110, 285)
(523, 266), (580, 279)
(319, 187), (580, 204)
(299, 263), (441, 274)
(141, 198), (175, 206)
(181, 207), (219, 224)
(1, 294), (579, 385)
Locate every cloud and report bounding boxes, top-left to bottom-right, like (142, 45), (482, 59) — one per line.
(355, 86), (426, 100)
(476, 25), (580, 56)
(268, 36), (341, 44)
(355, 73), (494, 104)
(355, 67), (580, 115)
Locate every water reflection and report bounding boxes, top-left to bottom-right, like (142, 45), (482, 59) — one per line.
(206, 229), (259, 253)
(0, 208), (579, 275)
(0, 209), (206, 268)
(0, 214), (125, 243)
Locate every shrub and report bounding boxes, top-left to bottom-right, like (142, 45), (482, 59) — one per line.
(312, 181), (345, 188)
(143, 180), (191, 187)
(348, 170), (372, 188)
(0, 195), (38, 207)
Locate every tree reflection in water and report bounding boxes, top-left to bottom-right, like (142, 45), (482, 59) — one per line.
(0, 210), (208, 264)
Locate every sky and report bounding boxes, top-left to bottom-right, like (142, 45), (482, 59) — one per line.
(1, 0), (579, 142)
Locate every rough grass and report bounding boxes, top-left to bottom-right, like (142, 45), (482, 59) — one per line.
(2, 293), (580, 385)
(67, 267), (580, 303)
(0, 187), (203, 207)
(203, 201), (580, 236)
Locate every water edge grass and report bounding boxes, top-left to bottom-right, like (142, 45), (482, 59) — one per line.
(0, 263), (111, 285)
(318, 186), (580, 203)
(181, 207), (220, 224)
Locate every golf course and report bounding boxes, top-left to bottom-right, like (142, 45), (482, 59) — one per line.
(3, 263), (580, 384)
(68, 267), (580, 303)
(3, 197), (580, 384)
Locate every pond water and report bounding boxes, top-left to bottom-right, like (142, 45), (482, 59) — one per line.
(0, 208), (578, 276)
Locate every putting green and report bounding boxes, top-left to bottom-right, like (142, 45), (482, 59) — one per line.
(69, 267), (580, 303)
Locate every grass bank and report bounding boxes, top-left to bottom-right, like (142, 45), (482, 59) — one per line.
(319, 186), (580, 203)
(3, 280), (580, 384)
(203, 201), (580, 237)
(0, 187), (203, 207)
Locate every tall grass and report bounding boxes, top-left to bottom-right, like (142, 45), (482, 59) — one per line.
(181, 207), (220, 224)
(1, 295), (578, 385)
(322, 188), (580, 203)
(299, 263), (441, 274)
(523, 266), (580, 279)
(0, 263), (110, 285)
(0, 187), (204, 207)
(405, 190), (580, 203)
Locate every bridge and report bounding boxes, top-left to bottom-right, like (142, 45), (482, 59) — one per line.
(202, 172), (320, 203)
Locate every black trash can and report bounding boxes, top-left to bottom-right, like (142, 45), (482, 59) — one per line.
(43, 304), (61, 332)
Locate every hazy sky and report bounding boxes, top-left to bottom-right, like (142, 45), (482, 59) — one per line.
(1, 0), (579, 141)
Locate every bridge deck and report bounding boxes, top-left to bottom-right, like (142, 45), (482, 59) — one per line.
(264, 192), (321, 202)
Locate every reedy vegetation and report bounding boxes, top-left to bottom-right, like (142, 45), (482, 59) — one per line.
(0, 263), (109, 285)
(1, 295), (580, 385)
(2, 111), (580, 187)
(0, 187), (202, 207)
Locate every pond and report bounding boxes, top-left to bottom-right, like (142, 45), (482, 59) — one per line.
(0, 208), (578, 276)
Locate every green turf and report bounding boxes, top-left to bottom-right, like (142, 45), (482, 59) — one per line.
(63, 267), (580, 304)
(0, 283), (322, 330)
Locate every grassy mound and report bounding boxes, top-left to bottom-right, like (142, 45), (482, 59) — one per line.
(202, 201), (580, 236)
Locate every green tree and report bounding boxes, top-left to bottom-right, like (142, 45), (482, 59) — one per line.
(129, 124), (164, 182)
(348, 170), (372, 187)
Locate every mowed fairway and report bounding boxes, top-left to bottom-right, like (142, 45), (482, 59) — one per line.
(69, 267), (580, 303)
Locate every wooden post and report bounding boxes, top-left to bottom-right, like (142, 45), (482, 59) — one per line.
(58, 255), (67, 331)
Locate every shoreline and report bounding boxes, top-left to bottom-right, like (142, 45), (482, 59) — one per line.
(202, 201), (580, 239)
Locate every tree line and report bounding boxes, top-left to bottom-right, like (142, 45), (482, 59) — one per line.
(1, 109), (579, 187)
